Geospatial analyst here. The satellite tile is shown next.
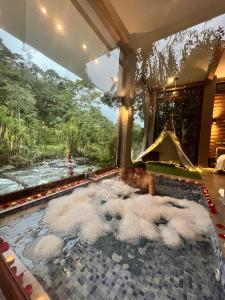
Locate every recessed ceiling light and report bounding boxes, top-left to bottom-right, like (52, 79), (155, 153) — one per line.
(40, 7), (47, 15)
(56, 24), (63, 31)
(82, 44), (87, 50)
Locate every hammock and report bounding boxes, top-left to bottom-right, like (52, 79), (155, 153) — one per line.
(136, 120), (196, 171)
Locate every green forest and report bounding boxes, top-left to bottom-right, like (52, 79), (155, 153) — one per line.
(0, 38), (143, 168)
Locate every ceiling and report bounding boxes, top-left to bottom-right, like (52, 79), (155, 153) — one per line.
(110, 0), (225, 49)
(75, 0), (225, 85)
(0, 0), (225, 91)
(0, 0), (119, 92)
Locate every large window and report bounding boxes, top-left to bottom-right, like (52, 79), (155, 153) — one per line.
(0, 0), (119, 195)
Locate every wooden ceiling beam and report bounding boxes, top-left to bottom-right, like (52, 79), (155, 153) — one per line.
(86, 0), (132, 55)
(70, 0), (114, 52)
(165, 80), (206, 91)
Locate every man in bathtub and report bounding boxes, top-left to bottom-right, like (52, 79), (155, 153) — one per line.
(120, 161), (156, 195)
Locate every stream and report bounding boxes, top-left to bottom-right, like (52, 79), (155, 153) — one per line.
(0, 158), (96, 195)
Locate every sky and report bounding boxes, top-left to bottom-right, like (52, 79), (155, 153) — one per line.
(0, 28), (118, 123)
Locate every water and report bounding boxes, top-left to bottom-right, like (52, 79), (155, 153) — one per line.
(0, 177), (223, 299)
(0, 159), (96, 195)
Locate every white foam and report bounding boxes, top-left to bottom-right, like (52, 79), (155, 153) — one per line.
(117, 213), (159, 242)
(33, 235), (63, 259)
(41, 178), (211, 251)
(80, 218), (111, 243)
(159, 225), (181, 248)
(168, 217), (196, 240)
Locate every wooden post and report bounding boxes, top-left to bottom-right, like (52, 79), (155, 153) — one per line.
(142, 90), (156, 151)
(116, 50), (136, 168)
(197, 76), (217, 166)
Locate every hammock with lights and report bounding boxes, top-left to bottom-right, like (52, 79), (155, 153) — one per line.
(136, 119), (196, 171)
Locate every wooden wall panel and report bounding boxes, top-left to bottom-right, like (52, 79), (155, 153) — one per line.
(209, 92), (225, 159)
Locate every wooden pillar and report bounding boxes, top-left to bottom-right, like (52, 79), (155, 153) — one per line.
(197, 76), (217, 166)
(142, 90), (156, 151)
(116, 50), (136, 168)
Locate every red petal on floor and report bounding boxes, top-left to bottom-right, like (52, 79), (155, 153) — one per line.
(210, 208), (217, 214)
(0, 241), (9, 253)
(2, 204), (10, 209)
(16, 272), (24, 283)
(18, 199), (26, 204)
(216, 224), (225, 230)
(219, 233), (225, 239)
(24, 284), (33, 296)
(11, 266), (17, 274)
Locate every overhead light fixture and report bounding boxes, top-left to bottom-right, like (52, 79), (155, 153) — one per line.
(40, 7), (47, 15)
(82, 44), (87, 50)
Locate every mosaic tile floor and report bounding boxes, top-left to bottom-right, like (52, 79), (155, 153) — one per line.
(0, 176), (224, 300)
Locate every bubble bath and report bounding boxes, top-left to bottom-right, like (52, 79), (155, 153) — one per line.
(0, 176), (222, 300)
(32, 178), (212, 257)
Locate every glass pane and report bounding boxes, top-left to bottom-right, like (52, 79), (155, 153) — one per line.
(0, 0), (119, 195)
(135, 14), (225, 164)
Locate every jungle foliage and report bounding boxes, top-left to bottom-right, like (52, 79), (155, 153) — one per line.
(0, 38), (132, 167)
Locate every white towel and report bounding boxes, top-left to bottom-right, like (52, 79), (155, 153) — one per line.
(218, 188), (224, 198)
(215, 155), (225, 171)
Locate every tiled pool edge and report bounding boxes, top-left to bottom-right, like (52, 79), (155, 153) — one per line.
(210, 222), (225, 294)
(1, 247), (50, 300)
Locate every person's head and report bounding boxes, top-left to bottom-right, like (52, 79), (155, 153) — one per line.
(134, 161), (146, 175)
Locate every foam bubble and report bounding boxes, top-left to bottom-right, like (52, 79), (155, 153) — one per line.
(117, 213), (159, 242)
(33, 235), (63, 259)
(159, 225), (181, 248)
(41, 178), (211, 250)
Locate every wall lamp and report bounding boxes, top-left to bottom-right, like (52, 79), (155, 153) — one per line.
(212, 118), (218, 125)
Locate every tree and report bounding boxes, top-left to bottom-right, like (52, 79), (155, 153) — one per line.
(0, 37), (118, 168)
